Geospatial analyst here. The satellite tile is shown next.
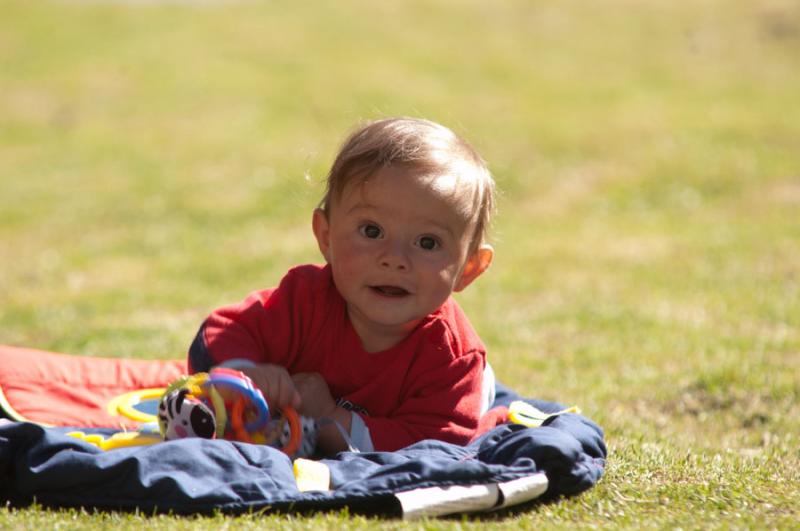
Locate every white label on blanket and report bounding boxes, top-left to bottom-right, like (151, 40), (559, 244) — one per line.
(396, 484), (500, 519)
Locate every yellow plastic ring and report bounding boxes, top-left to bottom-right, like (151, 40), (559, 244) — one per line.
(106, 388), (165, 423)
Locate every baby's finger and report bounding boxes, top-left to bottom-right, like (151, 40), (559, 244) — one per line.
(277, 373), (302, 410)
(275, 373), (297, 410)
(289, 387), (302, 409)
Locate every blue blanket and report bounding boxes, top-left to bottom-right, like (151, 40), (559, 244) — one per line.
(0, 384), (606, 517)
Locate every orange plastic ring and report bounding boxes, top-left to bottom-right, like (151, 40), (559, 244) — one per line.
(280, 407), (302, 457)
(231, 397), (252, 443)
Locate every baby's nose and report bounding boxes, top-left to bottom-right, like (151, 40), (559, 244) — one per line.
(379, 241), (410, 270)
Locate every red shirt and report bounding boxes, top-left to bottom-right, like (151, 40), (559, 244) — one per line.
(189, 264), (487, 451)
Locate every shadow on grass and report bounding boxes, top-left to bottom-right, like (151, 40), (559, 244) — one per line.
(3, 487), (582, 522)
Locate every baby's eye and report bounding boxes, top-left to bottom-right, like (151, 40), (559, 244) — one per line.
(416, 235), (441, 251)
(359, 223), (383, 239)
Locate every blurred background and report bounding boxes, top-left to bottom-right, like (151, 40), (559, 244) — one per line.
(1, 0), (798, 522)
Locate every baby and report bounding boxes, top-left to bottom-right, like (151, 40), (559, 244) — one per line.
(188, 117), (496, 455)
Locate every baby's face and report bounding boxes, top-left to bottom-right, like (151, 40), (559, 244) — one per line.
(315, 165), (478, 350)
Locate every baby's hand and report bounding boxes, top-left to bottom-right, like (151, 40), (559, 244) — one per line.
(291, 372), (337, 420)
(240, 364), (301, 411)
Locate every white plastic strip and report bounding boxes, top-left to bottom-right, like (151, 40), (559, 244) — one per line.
(493, 472), (549, 510)
(395, 472), (549, 519)
(396, 483), (500, 519)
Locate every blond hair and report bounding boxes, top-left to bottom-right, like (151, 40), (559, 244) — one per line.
(319, 117), (495, 253)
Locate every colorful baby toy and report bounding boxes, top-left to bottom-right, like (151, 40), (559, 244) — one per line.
(157, 368), (317, 457)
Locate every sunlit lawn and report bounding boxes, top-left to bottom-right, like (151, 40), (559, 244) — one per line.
(1, 0), (799, 527)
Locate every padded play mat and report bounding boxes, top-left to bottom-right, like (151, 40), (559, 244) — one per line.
(0, 345), (606, 518)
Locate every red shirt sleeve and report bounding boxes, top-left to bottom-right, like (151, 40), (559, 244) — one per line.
(188, 265), (321, 372)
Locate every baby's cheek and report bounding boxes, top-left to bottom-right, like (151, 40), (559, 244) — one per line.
(345, 237), (375, 256)
(335, 243), (372, 276)
(426, 255), (462, 282)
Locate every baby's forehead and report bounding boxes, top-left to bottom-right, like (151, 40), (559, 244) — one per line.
(345, 166), (480, 217)
(416, 172), (481, 218)
(429, 162), (487, 207)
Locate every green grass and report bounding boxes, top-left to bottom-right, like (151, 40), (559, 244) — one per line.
(2, 0), (799, 527)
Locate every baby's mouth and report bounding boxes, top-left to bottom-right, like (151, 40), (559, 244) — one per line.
(371, 285), (410, 297)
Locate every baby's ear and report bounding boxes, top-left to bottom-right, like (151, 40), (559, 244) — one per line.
(312, 208), (332, 262)
(454, 244), (494, 292)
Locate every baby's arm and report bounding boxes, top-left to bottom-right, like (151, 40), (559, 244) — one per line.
(188, 290), (282, 373)
(189, 270), (312, 369)
(187, 288), (304, 410)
